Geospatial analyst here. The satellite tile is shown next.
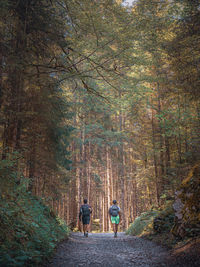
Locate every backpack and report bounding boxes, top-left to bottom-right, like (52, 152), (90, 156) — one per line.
(109, 205), (119, 217)
(81, 204), (91, 216)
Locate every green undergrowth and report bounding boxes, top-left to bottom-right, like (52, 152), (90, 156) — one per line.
(126, 204), (176, 248)
(0, 192), (69, 266)
(127, 164), (200, 249)
(0, 155), (69, 266)
(126, 210), (159, 236)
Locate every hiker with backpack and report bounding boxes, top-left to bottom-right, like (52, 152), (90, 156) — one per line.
(79, 199), (92, 237)
(109, 200), (121, 238)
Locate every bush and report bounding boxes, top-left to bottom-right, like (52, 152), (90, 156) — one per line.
(126, 210), (159, 236)
(0, 155), (69, 266)
(153, 206), (175, 233)
(0, 192), (69, 266)
(126, 204), (177, 248)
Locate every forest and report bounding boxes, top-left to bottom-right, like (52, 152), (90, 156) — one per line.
(0, 0), (199, 266)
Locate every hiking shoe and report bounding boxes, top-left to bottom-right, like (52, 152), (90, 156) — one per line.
(114, 232), (117, 238)
(86, 232), (88, 237)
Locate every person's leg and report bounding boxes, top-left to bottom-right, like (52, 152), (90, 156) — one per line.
(86, 216), (90, 236)
(112, 223), (115, 233)
(83, 224), (86, 235)
(114, 216), (119, 235)
(111, 217), (115, 232)
(85, 224), (88, 237)
(82, 216), (88, 236)
(113, 223), (118, 237)
(114, 224), (117, 237)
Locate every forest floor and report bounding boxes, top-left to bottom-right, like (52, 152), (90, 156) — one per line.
(46, 232), (170, 267)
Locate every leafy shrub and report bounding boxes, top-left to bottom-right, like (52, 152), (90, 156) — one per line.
(127, 204), (177, 247)
(0, 193), (69, 266)
(153, 206), (175, 233)
(0, 155), (69, 266)
(126, 210), (159, 236)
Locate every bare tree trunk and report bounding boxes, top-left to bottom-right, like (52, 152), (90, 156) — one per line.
(118, 108), (126, 230)
(165, 134), (171, 175)
(102, 193), (105, 232)
(106, 146), (111, 231)
(151, 107), (160, 206)
(87, 142), (91, 203)
(76, 154), (81, 228)
(157, 83), (165, 196)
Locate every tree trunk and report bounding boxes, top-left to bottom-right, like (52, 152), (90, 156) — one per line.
(151, 107), (160, 206)
(106, 146), (111, 231)
(157, 83), (165, 196)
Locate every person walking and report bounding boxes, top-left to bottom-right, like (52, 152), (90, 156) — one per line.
(109, 200), (121, 238)
(79, 199), (92, 237)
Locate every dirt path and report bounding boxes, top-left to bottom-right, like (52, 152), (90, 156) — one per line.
(47, 232), (169, 267)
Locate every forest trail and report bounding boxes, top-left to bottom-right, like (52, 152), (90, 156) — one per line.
(47, 232), (169, 267)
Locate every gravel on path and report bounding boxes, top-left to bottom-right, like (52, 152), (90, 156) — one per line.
(47, 232), (169, 267)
